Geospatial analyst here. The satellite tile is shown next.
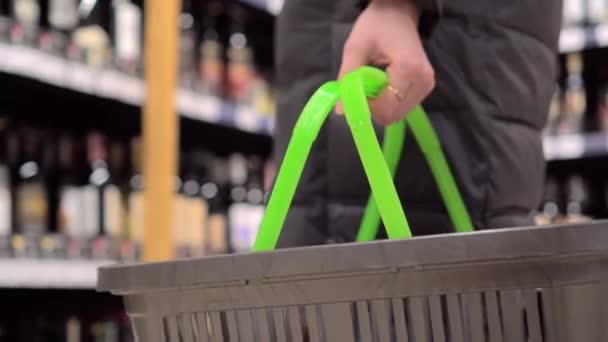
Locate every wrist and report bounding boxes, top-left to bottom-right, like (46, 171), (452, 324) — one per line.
(370, 0), (421, 24)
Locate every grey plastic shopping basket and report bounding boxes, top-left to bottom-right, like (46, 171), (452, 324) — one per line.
(98, 222), (608, 342)
(98, 68), (607, 341)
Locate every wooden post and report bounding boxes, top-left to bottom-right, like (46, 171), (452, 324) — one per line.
(142, 0), (180, 261)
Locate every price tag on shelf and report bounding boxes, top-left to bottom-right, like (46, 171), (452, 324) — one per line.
(546, 134), (585, 160)
(179, 91), (222, 124)
(262, 118), (275, 135)
(197, 95), (221, 122)
(35, 53), (67, 87)
(66, 62), (96, 94)
(0, 42), (16, 72)
(594, 24), (608, 47)
(235, 106), (262, 133)
(114, 74), (145, 105)
(559, 27), (586, 53)
(176, 89), (199, 119)
(98, 69), (123, 99)
(543, 136), (555, 160)
(7, 45), (37, 77)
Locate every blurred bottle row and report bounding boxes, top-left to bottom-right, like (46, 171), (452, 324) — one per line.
(545, 52), (608, 136)
(0, 117), (269, 261)
(0, 0), (275, 116)
(535, 173), (597, 225)
(0, 312), (132, 342)
(563, 0), (608, 26)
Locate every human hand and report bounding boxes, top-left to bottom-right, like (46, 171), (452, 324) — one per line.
(336, 0), (435, 125)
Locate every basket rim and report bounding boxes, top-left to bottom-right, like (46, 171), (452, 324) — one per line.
(97, 221), (608, 294)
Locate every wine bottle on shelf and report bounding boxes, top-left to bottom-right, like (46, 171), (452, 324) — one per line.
(171, 153), (202, 259)
(105, 139), (126, 258)
(87, 319), (122, 342)
(65, 316), (81, 342)
(171, 171), (189, 257)
(179, 0), (197, 89)
(57, 133), (88, 258)
(40, 129), (66, 258)
(112, 0), (142, 76)
(86, 132), (121, 260)
(90, 322), (104, 342)
(188, 149), (210, 257)
(13, 127), (50, 258)
(10, 0), (41, 45)
(36, 0), (51, 50)
(81, 132), (103, 258)
(251, 71), (275, 119)
(127, 136), (143, 260)
(45, 0), (78, 55)
(564, 174), (592, 223)
(172, 160), (188, 258)
(559, 53), (586, 135)
(98, 321), (120, 342)
(228, 153), (254, 253)
(203, 154), (228, 255)
(6, 120), (19, 257)
(263, 158), (275, 195)
(72, 0), (111, 67)
(108, 139), (131, 260)
(226, 4), (254, 105)
(0, 0), (12, 40)
(198, 0), (224, 97)
(535, 176), (562, 225)
(245, 155), (265, 240)
(57, 132), (99, 259)
(0, 118), (11, 257)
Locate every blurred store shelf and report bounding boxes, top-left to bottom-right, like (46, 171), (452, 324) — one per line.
(0, 42), (274, 136)
(560, 24), (608, 53)
(0, 42), (144, 105)
(544, 132), (608, 160)
(2, 22), (605, 138)
(0, 259), (114, 289)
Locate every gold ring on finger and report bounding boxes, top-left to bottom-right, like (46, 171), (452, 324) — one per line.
(387, 85), (405, 102)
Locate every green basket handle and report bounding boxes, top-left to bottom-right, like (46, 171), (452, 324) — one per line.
(253, 66), (473, 252)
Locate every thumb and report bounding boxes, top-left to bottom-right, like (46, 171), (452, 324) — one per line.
(335, 41), (368, 115)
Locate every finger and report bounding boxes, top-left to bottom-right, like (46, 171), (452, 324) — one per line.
(368, 90), (402, 125)
(338, 40), (370, 80)
(335, 39), (369, 115)
(367, 60), (410, 124)
(371, 59), (434, 124)
(391, 63), (435, 121)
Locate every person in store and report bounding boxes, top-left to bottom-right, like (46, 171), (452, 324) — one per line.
(273, 0), (563, 246)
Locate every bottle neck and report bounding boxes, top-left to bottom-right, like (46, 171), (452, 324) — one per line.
(78, 0), (109, 28)
(49, 0), (79, 31)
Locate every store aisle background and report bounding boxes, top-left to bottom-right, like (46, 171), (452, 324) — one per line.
(0, 0), (606, 340)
